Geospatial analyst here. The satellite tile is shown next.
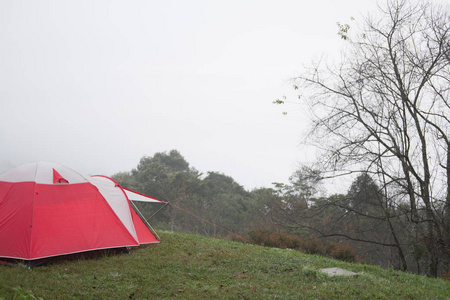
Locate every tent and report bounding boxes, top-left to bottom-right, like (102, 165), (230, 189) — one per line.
(0, 162), (164, 261)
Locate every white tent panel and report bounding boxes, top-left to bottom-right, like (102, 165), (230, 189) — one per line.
(124, 189), (163, 203)
(0, 161), (88, 184)
(88, 176), (138, 241)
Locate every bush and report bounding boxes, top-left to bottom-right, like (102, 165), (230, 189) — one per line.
(325, 241), (338, 255)
(442, 271), (450, 280)
(329, 245), (358, 262)
(248, 228), (323, 253)
(248, 228), (303, 249)
(302, 237), (325, 255)
(248, 228), (357, 262)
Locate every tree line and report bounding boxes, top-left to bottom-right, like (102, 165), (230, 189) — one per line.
(112, 148), (440, 277)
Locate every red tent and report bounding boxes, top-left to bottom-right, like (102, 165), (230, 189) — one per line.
(0, 162), (163, 260)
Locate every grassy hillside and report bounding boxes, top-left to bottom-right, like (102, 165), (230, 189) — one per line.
(1, 231), (449, 299)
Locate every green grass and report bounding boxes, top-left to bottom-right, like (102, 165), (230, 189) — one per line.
(1, 231), (449, 299)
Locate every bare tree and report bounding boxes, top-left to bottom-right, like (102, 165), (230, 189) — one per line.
(294, 0), (449, 276)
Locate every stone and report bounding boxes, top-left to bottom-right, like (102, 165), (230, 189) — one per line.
(320, 267), (358, 276)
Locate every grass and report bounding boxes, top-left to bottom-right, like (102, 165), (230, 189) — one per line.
(1, 231), (449, 299)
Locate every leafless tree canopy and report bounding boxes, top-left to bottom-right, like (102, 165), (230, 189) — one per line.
(295, 0), (449, 276)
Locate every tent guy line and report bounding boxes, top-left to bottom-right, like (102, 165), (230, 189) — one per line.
(169, 202), (255, 245)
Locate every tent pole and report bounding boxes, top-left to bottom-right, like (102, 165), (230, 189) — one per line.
(130, 200), (162, 241)
(146, 202), (169, 221)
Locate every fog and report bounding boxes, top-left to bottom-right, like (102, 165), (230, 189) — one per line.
(0, 0), (375, 190)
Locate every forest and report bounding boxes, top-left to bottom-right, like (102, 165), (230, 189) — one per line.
(114, 0), (449, 278)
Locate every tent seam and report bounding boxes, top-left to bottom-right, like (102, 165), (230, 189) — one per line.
(29, 182), (37, 260)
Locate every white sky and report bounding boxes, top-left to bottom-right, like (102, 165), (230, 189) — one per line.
(0, 0), (377, 191)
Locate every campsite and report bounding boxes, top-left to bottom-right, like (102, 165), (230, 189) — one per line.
(0, 161), (449, 299)
(1, 231), (450, 299)
(2, 0), (450, 298)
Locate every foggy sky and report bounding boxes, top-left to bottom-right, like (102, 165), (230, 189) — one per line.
(1, 0), (376, 191)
